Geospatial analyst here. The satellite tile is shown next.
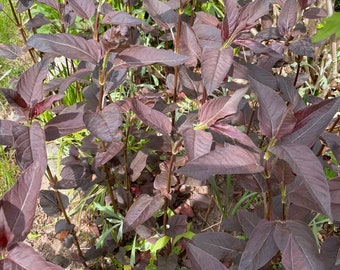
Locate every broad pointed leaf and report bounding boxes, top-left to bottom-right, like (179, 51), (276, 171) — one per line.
(237, 209), (261, 237)
(68, 0), (95, 19)
(0, 44), (23, 60)
(221, 0), (239, 40)
(16, 56), (53, 107)
(271, 143), (332, 218)
(2, 162), (46, 244)
(31, 94), (64, 118)
(83, 103), (122, 142)
(178, 66), (202, 99)
(39, 190), (69, 217)
(178, 22), (202, 67)
(27, 33), (102, 63)
(25, 13), (51, 31)
(59, 67), (93, 94)
(0, 207), (14, 250)
(123, 194), (165, 232)
(281, 97), (340, 147)
(54, 164), (92, 189)
(94, 141), (124, 168)
(102, 11), (143, 27)
(182, 129), (213, 161)
(186, 242), (227, 270)
(289, 37), (315, 58)
(143, 0), (178, 29)
(274, 220), (322, 269)
(12, 122), (47, 170)
(176, 144), (263, 181)
(0, 242), (64, 269)
(201, 47), (233, 95)
(36, 0), (58, 9)
(277, 0), (299, 36)
(130, 150), (148, 181)
(193, 23), (223, 49)
(236, 0), (269, 32)
(320, 132), (340, 164)
(129, 98), (172, 135)
(197, 87), (248, 128)
(0, 120), (19, 146)
(249, 76), (296, 138)
(113, 46), (189, 69)
(239, 219), (278, 270)
(192, 232), (245, 261)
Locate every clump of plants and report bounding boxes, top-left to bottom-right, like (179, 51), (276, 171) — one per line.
(0, 0), (340, 269)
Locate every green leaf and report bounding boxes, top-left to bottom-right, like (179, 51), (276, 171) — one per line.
(312, 12), (340, 42)
(150, 235), (171, 254)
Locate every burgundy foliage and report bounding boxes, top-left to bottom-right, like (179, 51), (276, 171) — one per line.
(0, 0), (339, 268)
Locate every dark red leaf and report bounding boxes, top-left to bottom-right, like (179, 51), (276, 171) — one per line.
(83, 103), (122, 142)
(274, 220), (323, 269)
(154, 172), (177, 191)
(192, 23), (223, 49)
(237, 0), (269, 32)
(320, 132), (340, 164)
(16, 56), (53, 108)
(39, 190), (69, 217)
(192, 232), (245, 261)
(176, 144), (263, 181)
(94, 141), (124, 168)
(59, 68), (93, 94)
(13, 122), (47, 170)
(278, 0), (299, 36)
(123, 194), (165, 232)
(0, 207), (14, 250)
(201, 47), (233, 95)
(289, 37), (315, 58)
(221, 0), (239, 40)
(281, 97), (340, 147)
(102, 11), (143, 26)
(2, 162), (46, 244)
(320, 237), (340, 270)
(25, 13), (51, 31)
(130, 150), (148, 181)
(0, 242), (64, 269)
(233, 38), (283, 58)
(249, 76), (296, 138)
(54, 164), (92, 189)
(113, 46), (189, 69)
(166, 215), (187, 238)
(143, 0), (178, 29)
(68, 0), (96, 19)
(197, 87), (248, 128)
(27, 33), (102, 64)
(178, 66), (203, 99)
(0, 120), (19, 146)
(186, 242), (227, 270)
(178, 22), (202, 67)
(129, 98), (172, 135)
(239, 219), (278, 270)
(271, 144), (332, 218)
(181, 129), (212, 161)
(31, 94), (64, 118)
(303, 7), (327, 19)
(0, 44), (23, 60)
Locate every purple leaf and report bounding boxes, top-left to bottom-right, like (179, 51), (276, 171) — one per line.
(94, 141), (124, 168)
(154, 172), (177, 191)
(27, 33), (102, 64)
(166, 215), (187, 238)
(113, 46), (189, 69)
(289, 37), (315, 58)
(271, 143), (332, 218)
(16, 56), (53, 108)
(102, 11), (143, 27)
(123, 194), (165, 232)
(181, 129), (212, 161)
(0, 207), (14, 250)
(13, 122), (47, 170)
(45, 102), (92, 141)
(274, 220), (322, 269)
(186, 242), (228, 270)
(54, 164), (92, 189)
(237, 209), (261, 237)
(277, 0), (299, 36)
(198, 87), (248, 128)
(25, 13), (51, 31)
(234, 38), (283, 58)
(320, 132), (340, 164)
(221, 0), (239, 40)
(281, 97), (340, 147)
(0, 120), (19, 146)
(83, 103), (122, 142)
(0, 44), (23, 60)
(193, 23), (223, 49)
(17, 0), (33, 12)
(31, 94), (64, 118)
(59, 67), (93, 94)
(130, 150), (149, 181)
(178, 66), (203, 99)
(2, 162), (46, 244)
(178, 22), (202, 67)
(176, 144), (263, 181)
(129, 98), (172, 135)
(303, 7), (328, 19)
(36, 0), (58, 10)
(239, 219), (278, 270)
(68, 0), (96, 19)
(320, 237), (340, 270)
(201, 47), (233, 95)
(157, 254), (178, 270)
(237, 0), (269, 32)
(0, 242), (64, 269)
(39, 190), (69, 217)
(192, 232), (245, 261)
(143, 0), (178, 29)
(210, 124), (258, 150)
(249, 76), (296, 138)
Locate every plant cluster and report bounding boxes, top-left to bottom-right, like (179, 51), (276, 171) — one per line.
(0, 0), (340, 269)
